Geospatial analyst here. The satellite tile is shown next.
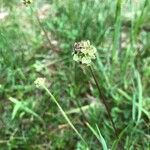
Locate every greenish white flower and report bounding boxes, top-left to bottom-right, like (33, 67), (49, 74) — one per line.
(81, 56), (91, 65)
(73, 40), (97, 66)
(73, 54), (80, 62)
(34, 77), (46, 88)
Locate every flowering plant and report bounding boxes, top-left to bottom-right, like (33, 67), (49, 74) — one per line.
(73, 40), (97, 66)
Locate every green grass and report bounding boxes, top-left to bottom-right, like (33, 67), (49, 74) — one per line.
(0, 0), (150, 149)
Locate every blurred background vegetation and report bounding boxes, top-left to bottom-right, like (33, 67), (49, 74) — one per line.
(0, 0), (150, 149)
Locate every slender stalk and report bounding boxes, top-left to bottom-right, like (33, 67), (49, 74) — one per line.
(89, 66), (118, 137)
(42, 85), (88, 146)
(74, 63), (88, 122)
(30, 7), (53, 49)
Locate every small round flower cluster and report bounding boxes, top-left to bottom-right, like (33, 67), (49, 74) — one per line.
(34, 77), (46, 88)
(73, 40), (97, 66)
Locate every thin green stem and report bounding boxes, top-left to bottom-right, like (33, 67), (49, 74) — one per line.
(43, 85), (88, 146)
(30, 6), (53, 49)
(89, 66), (118, 137)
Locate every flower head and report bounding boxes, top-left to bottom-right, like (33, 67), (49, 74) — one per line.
(34, 77), (46, 88)
(73, 40), (97, 66)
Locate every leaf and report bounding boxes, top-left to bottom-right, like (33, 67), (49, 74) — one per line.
(9, 97), (44, 123)
(112, 123), (131, 150)
(132, 94), (136, 121)
(135, 70), (143, 123)
(96, 124), (108, 150)
(86, 122), (108, 150)
(12, 103), (21, 120)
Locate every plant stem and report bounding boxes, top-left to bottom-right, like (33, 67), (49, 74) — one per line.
(30, 7), (53, 49)
(74, 64), (88, 123)
(89, 66), (118, 137)
(43, 86), (88, 146)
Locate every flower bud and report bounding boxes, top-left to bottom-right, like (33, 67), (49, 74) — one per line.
(34, 78), (46, 88)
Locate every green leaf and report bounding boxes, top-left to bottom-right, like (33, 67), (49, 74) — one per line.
(86, 122), (108, 150)
(9, 97), (44, 123)
(135, 70), (143, 123)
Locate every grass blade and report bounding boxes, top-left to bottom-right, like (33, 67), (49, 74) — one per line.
(117, 88), (149, 119)
(96, 124), (108, 150)
(132, 94), (136, 121)
(135, 70), (143, 123)
(86, 122), (108, 150)
(112, 0), (122, 62)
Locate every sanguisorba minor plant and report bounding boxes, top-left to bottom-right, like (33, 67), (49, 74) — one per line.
(33, 43), (108, 148)
(72, 40), (118, 137)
